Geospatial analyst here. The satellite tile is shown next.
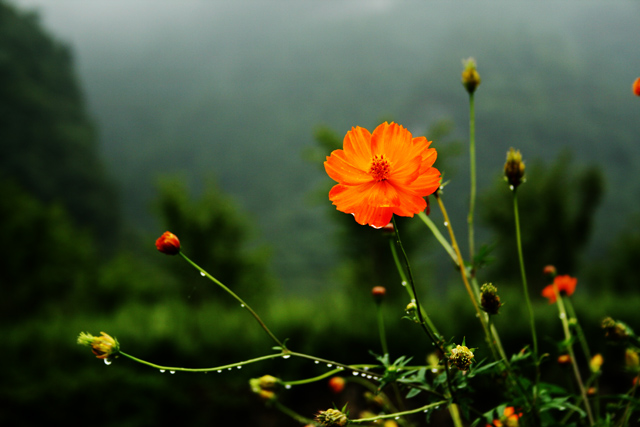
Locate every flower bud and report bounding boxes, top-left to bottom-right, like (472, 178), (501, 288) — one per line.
(543, 265), (557, 277)
(625, 348), (640, 373)
(480, 283), (502, 315)
(371, 286), (386, 303)
(557, 354), (572, 365)
(602, 317), (631, 342)
(461, 57), (481, 94)
(77, 331), (120, 360)
(155, 231), (181, 255)
(633, 77), (640, 97)
(250, 375), (280, 401)
(590, 354), (604, 373)
(315, 408), (348, 426)
(504, 148), (525, 189)
(449, 344), (475, 371)
(328, 376), (345, 393)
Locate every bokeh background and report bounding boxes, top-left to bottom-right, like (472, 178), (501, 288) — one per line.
(2, 1), (639, 425)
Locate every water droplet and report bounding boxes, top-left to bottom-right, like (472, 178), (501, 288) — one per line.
(395, 417), (400, 420)
(443, 221), (448, 227)
(227, 368), (232, 371)
(282, 354), (291, 359)
(411, 298), (416, 303)
(475, 313), (480, 317)
(509, 185), (514, 191)
(285, 384), (292, 389)
(431, 368), (438, 373)
(237, 366), (242, 369)
(352, 371), (359, 376)
(159, 369), (165, 373)
(366, 375), (372, 379)
(200, 272), (205, 277)
(314, 360), (319, 364)
(104, 359), (112, 365)
(559, 406), (565, 411)
(338, 366), (344, 370)
(217, 370), (222, 373)
(424, 409), (429, 413)
(240, 304), (245, 308)
(327, 364), (333, 368)
(559, 313), (566, 319)
(169, 371), (176, 374)
(364, 367), (369, 371)
(401, 281), (407, 287)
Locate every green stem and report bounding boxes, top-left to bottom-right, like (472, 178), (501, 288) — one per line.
(350, 400), (448, 424)
(376, 302), (389, 356)
(513, 192), (538, 359)
(417, 211), (457, 263)
(179, 252), (283, 348)
(554, 288), (594, 426)
(388, 237), (440, 338)
(467, 92), (477, 267)
(272, 400), (317, 425)
(119, 350), (283, 372)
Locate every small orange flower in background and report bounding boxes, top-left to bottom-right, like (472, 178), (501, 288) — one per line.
(541, 274), (577, 303)
(633, 77), (640, 96)
(324, 122), (440, 228)
(328, 376), (345, 393)
(156, 231), (181, 255)
(487, 406), (521, 427)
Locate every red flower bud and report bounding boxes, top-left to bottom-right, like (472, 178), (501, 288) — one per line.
(633, 77), (640, 97)
(156, 231), (181, 255)
(371, 286), (386, 302)
(328, 376), (345, 393)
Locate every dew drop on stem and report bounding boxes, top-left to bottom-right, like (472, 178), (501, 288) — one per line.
(159, 369), (166, 373)
(104, 359), (112, 366)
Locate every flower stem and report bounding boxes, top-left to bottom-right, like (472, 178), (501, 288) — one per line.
(434, 193), (498, 361)
(512, 191), (538, 359)
(553, 287), (594, 426)
(179, 252), (284, 348)
(376, 302), (389, 356)
(119, 351), (284, 372)
(350, 400), (449, 424)
(467, 92), (477, 269)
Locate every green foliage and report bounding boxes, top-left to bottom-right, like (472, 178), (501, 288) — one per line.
(0, 0), (120, 247)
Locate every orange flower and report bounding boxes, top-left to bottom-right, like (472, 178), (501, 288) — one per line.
(487, 407), (521, 427)
(324, 122), (440, 228)
(541, 274), (577, 303)
(633, 77), (640, 96)
(156, 231), (181, 255)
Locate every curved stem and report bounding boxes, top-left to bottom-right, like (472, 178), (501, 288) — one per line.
(350, 400), (449, 424)
(179, 252), (283, 348)
(119, 350), (284, 372)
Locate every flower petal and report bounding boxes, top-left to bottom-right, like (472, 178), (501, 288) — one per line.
(324, 150), (372, 185)
(342, 126), (372, 170)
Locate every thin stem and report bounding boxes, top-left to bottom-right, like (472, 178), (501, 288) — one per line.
(350, 400), (448, 424)
(554, 288), (594, 426)
(388, 237), (440, 338)
(376, 302), (389, 356)
(179, 252), (283, 348)
(119, 350), (283, 372)
(417, 211), (457, 263)
(272, 400), (316, 425)
(467, 92), (477, 267)
(512, 192), (538, 358)
(391, 216), (457, 406)
(434, 193), (498, 361)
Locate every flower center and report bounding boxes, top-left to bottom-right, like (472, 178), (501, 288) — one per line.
(369, 155), (391, 181)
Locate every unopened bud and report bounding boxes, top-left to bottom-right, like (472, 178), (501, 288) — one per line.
(77, 331), (120, 361)
(543, 265), (557, 277)
(625, 348), (640, 373)
(557, 354), (572, 365)
(461, 58), (481, 94)
(590, 354), (604, 373)
(371, 286), (386, 303)
(155, 231), (181, 255)
(504, 148), (525, 189)
(328, 377), (345, 394)
(480, 283), (502, 315)
(602, 317), (631, 342)
(633, 77), (640, 97)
